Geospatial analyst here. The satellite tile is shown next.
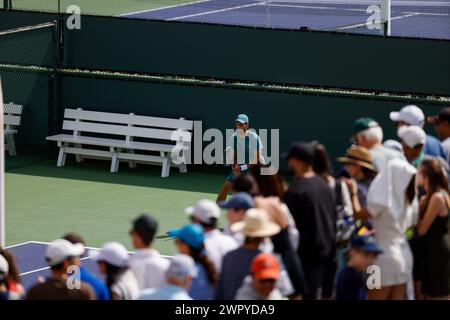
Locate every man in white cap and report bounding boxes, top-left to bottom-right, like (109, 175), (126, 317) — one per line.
(215, 208), (280, 300)
(26, 239), (96, 300)
(139, 254), (196, 300)
(186, 199), (238, 273)
(397, 125), (426, 167)
(390, 105), (445, 159)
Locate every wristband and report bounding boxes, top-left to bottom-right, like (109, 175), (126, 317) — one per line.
(240, 165), (248, 171)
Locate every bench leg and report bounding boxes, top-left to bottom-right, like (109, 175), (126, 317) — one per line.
(128, 149), (137, 169)
(179, 163), (187, 173)
(5, 134), (17, 157)
(75, 144), (84, 163)
(110, 148), (119, 173)
(161, 153), (171, 178)
(57, 145), (67, 167)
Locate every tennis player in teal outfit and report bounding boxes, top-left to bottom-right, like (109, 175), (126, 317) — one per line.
(216, 114), (263, 202)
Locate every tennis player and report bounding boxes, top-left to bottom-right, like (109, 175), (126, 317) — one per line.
(216, 114), (263, 202)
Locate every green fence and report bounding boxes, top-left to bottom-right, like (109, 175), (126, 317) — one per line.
(0, 9), (449, 171)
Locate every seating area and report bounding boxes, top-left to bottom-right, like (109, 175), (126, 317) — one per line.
(46, 108), (194, 177)
(3, 101), (22, 157)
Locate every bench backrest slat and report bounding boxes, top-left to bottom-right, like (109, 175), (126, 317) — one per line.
(3, 102), (23, 115)
(65, 109), (193, 130)
(63, 120), (192, 142)
(4, 114), (21, 126)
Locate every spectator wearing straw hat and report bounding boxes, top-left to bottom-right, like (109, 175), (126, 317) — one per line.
(353, 117), (403, 172)
(94, 242), (140, 300)
(168, 224), (217, 300)
(428, 107), (450, 167)
(139, 254), (196, 300)
(397, 125), (426, 167)
(63, 233), (110, 300)
(215, 208), (281, 300)
(129, 214), (170, 290)
(235, 253), (284, 300)
(284, 141), (336, 300)
(390, 104), (445, 159)
(186, 199), (238, 273)
(337, 145), (378, 209)
(26, 239), (96, 300)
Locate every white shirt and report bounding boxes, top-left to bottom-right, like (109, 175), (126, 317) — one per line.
(204, 229), (238, 273)
(442, 136), (450, 167)
(111, 269), (140, 300)
(129, 249), (170, 290)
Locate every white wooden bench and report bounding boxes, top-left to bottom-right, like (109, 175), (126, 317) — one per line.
(4, 102), (23, 156)
(46, 108), (194, 177)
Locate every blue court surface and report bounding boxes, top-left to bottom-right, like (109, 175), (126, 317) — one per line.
(122, 0), (450, 40)
(6, 241), (171, 291)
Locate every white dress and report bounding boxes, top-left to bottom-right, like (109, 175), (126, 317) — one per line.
(366, 158), (418, 287)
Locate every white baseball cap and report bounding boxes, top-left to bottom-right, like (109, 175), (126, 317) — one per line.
(185, 199), (220, 224)
(390, 105), (425, 127)
(166, 254), (198, 281)
(45, 239), (85, 267)
(398, 125), (426, 148)
(92, 242), (129, 268)
(0, 254), (9, 275)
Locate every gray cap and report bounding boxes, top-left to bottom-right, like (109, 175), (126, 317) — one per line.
(166, 254), (197, 281)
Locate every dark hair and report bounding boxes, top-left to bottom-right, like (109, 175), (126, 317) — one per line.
(63, 232), (86, 246)
(250, 164), (286, 200)
(312, 142), (333, 179)
(49, 261), (66, 271)
(361, 166), (378, 180)
(419, 158), (450, 215)
(232, 173), (258, 195)
(406, 175), (416, 205)
(103, 262), (127, 298)
(196, 218), (218, 229)
(0, 248), (21, 285)
(184, 242), (217, 285)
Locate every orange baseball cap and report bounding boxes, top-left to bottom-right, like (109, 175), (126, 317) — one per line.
(251, 253), (280, 281)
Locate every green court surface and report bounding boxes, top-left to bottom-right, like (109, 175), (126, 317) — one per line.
(5, 158), (226, 255)
(9, 0), (195, 16)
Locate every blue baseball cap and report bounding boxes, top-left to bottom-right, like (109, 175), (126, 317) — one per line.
(235, 114), (249, 124)
(168, 224), (205, 249)
(351, 235), (383, 254)
(218, 192), (254, 210)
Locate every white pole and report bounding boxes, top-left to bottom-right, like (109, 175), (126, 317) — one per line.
(381, 0), (391, 36)
(0, 77), (4, 248)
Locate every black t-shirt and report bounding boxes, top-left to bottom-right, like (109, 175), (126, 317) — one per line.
(285, 175), (336, 261)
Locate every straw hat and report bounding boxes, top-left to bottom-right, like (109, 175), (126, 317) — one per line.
(337, 145), (376, 172)
(230, 208), (281, 238)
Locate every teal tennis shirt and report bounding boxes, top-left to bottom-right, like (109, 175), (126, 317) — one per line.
(227, 130), (263, 165)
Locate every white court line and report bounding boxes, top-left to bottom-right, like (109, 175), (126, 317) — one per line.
(5, 241), (34, 249)
(17, 241), (173, 277)
(166, 1), (266, 20)
(118, 0), (214, 17)
(265, 3), (450, 16)
(266, 3), (371, 12)
(20, 256), (92, 277)
(258, 0), (450, 7)
(333, 12), (419, 30)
